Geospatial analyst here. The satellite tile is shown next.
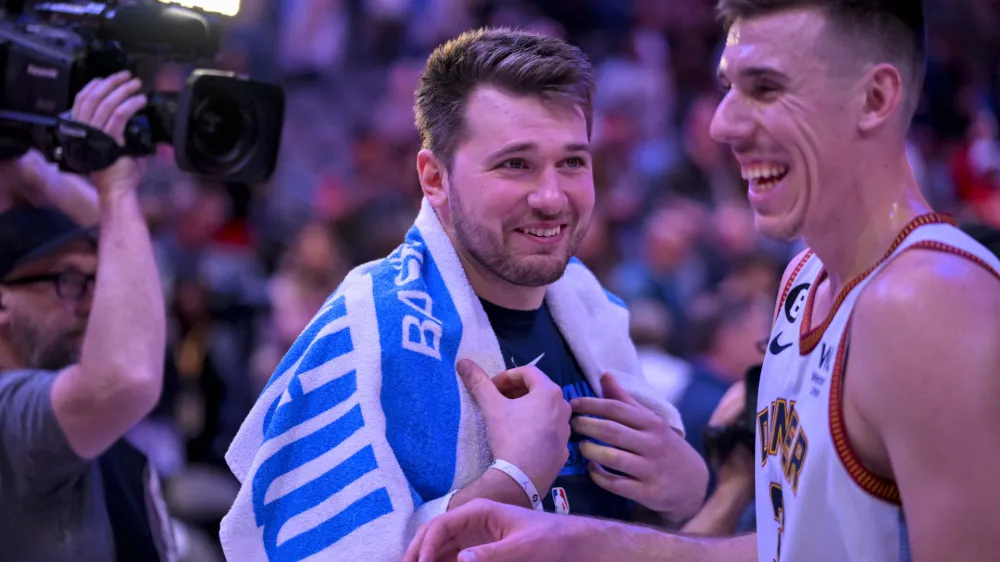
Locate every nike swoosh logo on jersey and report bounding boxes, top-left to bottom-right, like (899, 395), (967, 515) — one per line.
(509, 353), (545, 369)
(769, 332), (793, 355)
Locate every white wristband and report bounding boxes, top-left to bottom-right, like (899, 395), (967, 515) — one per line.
(489, 459), (544, 512)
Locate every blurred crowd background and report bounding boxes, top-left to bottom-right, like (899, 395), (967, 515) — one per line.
(125, 0), (1000, 558)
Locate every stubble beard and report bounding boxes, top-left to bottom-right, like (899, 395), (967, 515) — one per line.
(8, 309), (81, 371)
(449, 189), (587, 289)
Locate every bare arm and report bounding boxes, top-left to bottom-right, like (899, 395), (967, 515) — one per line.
(449, 469), (533, 511)
(681, 478), (753, 536)
(405, 498), (758, 562)
(51, 72), (165, 459)
(628, 527), (757, 562)
(851, 249), (1000, 562)
(12, 150), (99, 227)
(682, 383), (755, 537)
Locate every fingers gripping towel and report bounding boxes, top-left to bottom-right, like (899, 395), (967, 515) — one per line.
(220, 199), (685, 561)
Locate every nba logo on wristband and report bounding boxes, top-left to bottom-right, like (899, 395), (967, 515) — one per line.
(552, 487), (570, 514)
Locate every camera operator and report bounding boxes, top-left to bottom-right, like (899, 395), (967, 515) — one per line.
(682, 380), (755, 536)
(676, 295), (771, 462)
(0, 71), (173, 561)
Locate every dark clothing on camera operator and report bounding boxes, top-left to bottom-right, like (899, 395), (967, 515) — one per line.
(0, 369), (173, 562)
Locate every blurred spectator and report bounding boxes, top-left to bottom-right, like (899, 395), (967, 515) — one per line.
(276, 0), (348, 79)
(251, 220), (350, 390)
(709, 201), (758, 260)
(660, 90), (741, 205)
(629, 299), (692, 405)
(962, 107), (1000, 227)
(576, 210), (620, 285)
(676, 294), (770, 462)
(716, 252), (782, 302)
(612, 200), (709, 354)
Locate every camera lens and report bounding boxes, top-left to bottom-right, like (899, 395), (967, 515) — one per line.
(173, 70), (285, 182)
(190, 91), (252, 166)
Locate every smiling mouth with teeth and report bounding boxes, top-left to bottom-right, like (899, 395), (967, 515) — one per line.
(742, 163), (790, 192)
(515, 226), (563, 238)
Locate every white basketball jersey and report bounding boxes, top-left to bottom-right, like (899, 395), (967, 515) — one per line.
(756, 214), (1000, 562)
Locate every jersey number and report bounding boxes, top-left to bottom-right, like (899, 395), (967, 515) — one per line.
(770, 482), (784, 562)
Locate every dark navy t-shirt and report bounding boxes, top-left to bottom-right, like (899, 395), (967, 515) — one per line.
(480, 298), (631, 520)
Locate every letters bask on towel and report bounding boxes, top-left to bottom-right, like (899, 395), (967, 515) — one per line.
(220, 199), (686, 561)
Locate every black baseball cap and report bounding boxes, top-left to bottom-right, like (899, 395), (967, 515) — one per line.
(0, 206), (97, 281)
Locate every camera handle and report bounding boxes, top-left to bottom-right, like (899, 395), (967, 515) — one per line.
(51, 115), (126, 174)
(0, 110), (157, 174)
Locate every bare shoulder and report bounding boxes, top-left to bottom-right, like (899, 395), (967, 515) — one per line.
(851, 247), (1000, 416)
(857, 247), (1000, 336)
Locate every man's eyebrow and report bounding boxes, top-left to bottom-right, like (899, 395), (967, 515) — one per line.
(717, 65), (791, 84)
(488, 142), (535, 161)
(487, 142), (591, 160)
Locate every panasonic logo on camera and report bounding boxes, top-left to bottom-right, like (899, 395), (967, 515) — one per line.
(27, 64), (58, 79)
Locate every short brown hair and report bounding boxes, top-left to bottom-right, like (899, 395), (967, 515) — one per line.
(414, 27), (595, 170)
(717, 0), (926, 116)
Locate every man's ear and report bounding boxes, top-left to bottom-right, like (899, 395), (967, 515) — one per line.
(417, 149), (454, 229)
(858, 63), (905, 134)
(417, 149), (448, 207)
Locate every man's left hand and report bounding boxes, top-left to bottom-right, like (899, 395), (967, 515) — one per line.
(571, 373), (708, 520)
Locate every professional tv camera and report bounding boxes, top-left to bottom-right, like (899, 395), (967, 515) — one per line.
(0, 0), (284, 182)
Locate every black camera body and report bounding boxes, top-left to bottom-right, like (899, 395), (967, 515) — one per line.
(703, 363), (762, 465)
(0, 0), (284, 182)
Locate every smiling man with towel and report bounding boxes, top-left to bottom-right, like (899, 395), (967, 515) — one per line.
(221, 28), (709, 562)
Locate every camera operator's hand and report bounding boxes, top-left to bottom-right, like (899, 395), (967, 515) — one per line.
(679, 381), (755, 536)
(458, 359), (571, 496)
(571, 373), (708, 520)
(707, 381), (755, 495)
(71, 71), (147, 196)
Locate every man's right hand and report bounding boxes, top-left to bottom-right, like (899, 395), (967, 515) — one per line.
(457, 359), (571, 496)
(70, 71), (147, 195)
(407, 498), (759, 562)
(407, 499), (606, 562)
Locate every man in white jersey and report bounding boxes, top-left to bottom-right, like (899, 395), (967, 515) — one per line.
(403, 1), (1000, 561)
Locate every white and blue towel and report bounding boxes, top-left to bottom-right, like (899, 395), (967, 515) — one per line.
(220, 199), (686, 561)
